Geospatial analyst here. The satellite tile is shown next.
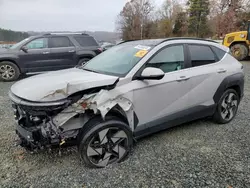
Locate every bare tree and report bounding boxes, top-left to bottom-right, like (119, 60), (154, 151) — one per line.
(117, 0), (154, 40)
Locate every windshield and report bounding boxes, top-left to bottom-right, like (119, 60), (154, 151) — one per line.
(82, 44), (152, 76)
(10, 38), (30, 49)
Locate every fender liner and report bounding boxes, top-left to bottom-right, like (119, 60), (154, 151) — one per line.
(213, 73), (244, 103)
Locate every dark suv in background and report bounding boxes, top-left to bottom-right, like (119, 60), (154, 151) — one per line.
(0, 33), (102, 81)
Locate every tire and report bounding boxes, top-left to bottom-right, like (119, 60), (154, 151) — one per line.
(0, 61), (20, 81)
(78, 116), (133, 168)
(230, 44), (248, 61)
(77, 58), (91, 66)
(213, 89), (240, 124)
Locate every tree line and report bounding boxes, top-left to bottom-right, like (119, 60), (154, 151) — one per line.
(117, 0), (250, 40)
(0, 28), (29, 42)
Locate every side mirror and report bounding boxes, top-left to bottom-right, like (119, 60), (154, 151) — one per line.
(21, 46), (28, 53)
(138, 67), (165, 80)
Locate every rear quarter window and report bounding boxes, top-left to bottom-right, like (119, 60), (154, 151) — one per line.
(74, 36), (98, 47)
(211, 46), (226, 60)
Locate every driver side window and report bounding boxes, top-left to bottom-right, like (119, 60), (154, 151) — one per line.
(146, 45), (184, 73)
(26, 38), (48, 49)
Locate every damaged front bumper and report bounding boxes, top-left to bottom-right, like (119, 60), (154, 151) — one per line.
(12, 104), (62, 150)
(10, 92), (70, 150)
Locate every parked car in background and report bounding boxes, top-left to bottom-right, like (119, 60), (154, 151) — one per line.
(101, 43), (115, 51)
(9, 38), (244, 168)
(0, 33), (102, 81)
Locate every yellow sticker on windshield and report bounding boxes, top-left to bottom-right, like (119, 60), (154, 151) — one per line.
(135, 50), (148, 58)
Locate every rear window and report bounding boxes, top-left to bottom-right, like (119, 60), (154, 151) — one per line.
(211, 46), (226, 60)
(74, 36), (98, 47)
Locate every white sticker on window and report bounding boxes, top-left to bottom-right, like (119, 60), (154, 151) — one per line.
(134, 45), (151, 50)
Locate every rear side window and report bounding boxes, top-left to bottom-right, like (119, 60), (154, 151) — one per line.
(211, 46), (226, 60)
(49, 37), (73, 48)
(74, 36), (98, 47)
(189, 45), (216, 67)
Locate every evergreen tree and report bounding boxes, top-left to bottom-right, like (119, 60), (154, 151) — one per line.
(187, 0), (210, 37)
(0, 28), (29, 42)
(173, 12), (187, 36)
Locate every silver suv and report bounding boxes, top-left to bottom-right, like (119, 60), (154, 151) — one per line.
(9, 38), (244, 168)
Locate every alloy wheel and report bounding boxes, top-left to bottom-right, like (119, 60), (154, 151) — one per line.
(220, 92), (238, 121)
(0, 65), (15, 80)
(86, 127), (129, 167)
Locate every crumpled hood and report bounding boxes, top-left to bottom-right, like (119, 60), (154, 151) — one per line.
(10, 68), (118, 102)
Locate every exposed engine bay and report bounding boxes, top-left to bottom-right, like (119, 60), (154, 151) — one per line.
(9, 85), (134, 151)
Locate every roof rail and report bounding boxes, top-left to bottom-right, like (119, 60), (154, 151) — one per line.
(160, 37), (218, 44)
(43, 33), (89, 36)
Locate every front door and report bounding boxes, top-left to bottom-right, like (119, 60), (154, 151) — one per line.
(132, 45), (193, 134)
(19, 37), (51, 72)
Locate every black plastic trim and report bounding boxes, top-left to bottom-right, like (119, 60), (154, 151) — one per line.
(133, 111), (139, 130)
(213, 73), (244, 103)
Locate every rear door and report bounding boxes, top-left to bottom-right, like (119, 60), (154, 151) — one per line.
(73, 36), (101, 56)
(18, 37), (51, 72)
(184, 44), (227, 110)
(48, 36), (77, 70)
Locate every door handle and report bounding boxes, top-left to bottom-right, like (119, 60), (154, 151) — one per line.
(176, 76), (190, 82)
(68, 50), (75, 53)
(42, 51), (50, 54)
(217, 68), (227, 73)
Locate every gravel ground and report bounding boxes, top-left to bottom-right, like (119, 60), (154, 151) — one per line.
(0, 62), (250, 188)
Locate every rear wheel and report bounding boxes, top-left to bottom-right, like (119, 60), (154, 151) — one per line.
(78, 117), (133, 168)
(230, 44), (248, 61)
(213, 89), (239, 124)
(77, 58), (91, 66)
(0, 61), (20, 81)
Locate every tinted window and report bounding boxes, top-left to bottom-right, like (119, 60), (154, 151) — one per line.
(49, 37), (73, 48)
(74, 36), (98, 47)
(26, 38), (48, 49)
(189, 45), (216, 67)
(211, 46), (226, 60)
(146, 45), (184, 73)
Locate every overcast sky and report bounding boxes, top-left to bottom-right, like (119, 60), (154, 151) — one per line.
(0, 0), (165, 32)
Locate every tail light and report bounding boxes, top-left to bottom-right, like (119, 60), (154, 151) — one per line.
(97, 48), (103, 52)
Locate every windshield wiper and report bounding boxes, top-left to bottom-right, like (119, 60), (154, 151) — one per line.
(82, 67), (99, 73)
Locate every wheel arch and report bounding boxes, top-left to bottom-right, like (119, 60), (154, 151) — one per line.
(0, 59), (21, 72)
(78, 55), (94, 60)
(105, 105), (129, 125)
(213, 73), (244, 103)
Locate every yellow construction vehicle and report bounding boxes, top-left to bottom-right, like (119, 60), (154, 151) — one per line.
(222, 21), (250, 60)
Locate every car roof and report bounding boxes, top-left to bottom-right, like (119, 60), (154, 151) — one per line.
(121, 37), (218, 45)
(119, 37), (228, 51)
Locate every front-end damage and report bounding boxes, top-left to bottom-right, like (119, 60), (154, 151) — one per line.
(9, 88), (134, 151)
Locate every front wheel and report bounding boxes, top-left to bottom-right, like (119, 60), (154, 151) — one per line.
(213, 89), (239, 124)
(0, 61), (20, 81)
(78, 117), (133, 168)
